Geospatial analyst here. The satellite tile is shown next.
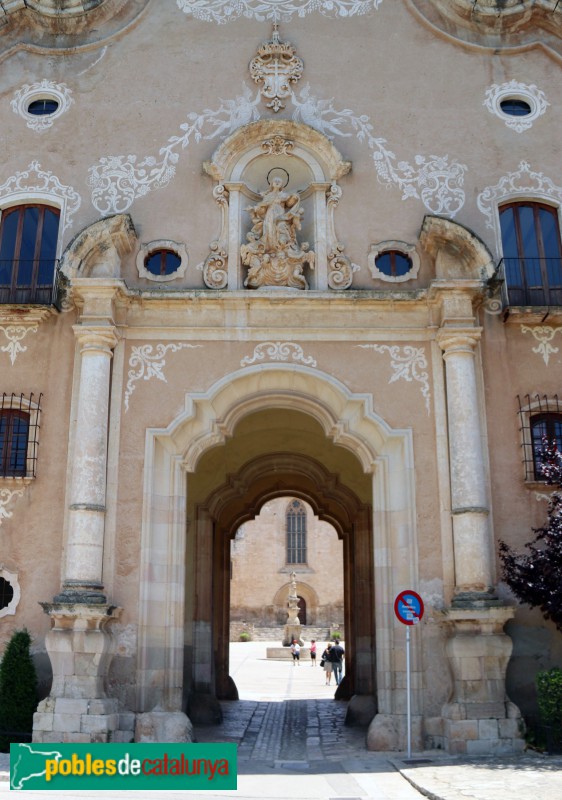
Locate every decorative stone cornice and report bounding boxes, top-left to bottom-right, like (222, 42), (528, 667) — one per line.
(0, 1), (149, 60)
(62, 214), (137, 280)
(407, 0), (562, 61)
(420, 216), (495, 281)
(204, 119), (352, 184)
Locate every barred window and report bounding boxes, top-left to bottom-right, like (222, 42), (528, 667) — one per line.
(518, 394), (562, 481)
(0, 393), (41, 478)
(286, 499), (307, 564)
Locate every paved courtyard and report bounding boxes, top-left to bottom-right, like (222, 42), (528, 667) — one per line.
(1, 641), (561, 799)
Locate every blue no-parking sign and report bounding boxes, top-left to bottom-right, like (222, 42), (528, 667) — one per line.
(394, 590), (424, 625)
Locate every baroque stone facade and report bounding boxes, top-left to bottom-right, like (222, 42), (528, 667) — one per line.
(1, 0), (561, 754)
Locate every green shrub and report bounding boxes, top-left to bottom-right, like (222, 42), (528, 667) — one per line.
(536, 667), (562, 753)
(537, 668), (562, 725)
(330, 630), (341, 641)
(0, 629), (38, 752)
(239, 631), (251, 642)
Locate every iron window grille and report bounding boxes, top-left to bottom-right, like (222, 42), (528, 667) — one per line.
(0, 392), (42, 478)
(517, 394), (562, 481)
(286, 499), (307, 564)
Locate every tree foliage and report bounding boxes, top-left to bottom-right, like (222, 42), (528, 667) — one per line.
(0, 629), (38, 751)
(499, 439), (562, 631)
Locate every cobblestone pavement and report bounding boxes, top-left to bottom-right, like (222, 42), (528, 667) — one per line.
(1, 643), (562, 799)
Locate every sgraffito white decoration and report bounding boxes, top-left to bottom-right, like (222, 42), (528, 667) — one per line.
(477, 161), (562, 232)
(521, 325), (562, 366)
(124, 343), (202, 412)
(88, 84), (466, 219)
(358, 344), (431, 414)
(0, 489), (25, 527)
(176, 0), (383, 23)
(240, 341), (317, 367)
(0, 325), (38, 365)
(250, 24), (303, 112)
(11, 80), (74, 132)
(0, 161), (81, 236)
(483, 81), (548, 133)
(535, 491), (554, 503)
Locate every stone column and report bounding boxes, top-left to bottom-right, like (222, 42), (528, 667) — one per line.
(34, 324), (133, 743)
(57, 326), (118, 603)
(436, 327), (523, 755)
(436, 329), (493, 602)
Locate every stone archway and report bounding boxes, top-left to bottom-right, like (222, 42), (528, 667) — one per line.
(136, 364), (418, 738)
(195, 450), (372, 715)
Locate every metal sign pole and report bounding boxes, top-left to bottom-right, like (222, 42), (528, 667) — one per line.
(394, 589), (424, 760)
(406, 625), (411, 760)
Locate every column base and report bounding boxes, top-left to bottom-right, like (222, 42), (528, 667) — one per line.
(439, 604), (525, 755)
(53, 580), (107, 605)
(33, 601), (128, 744)
(367, 713), (423, 751)
(33, 697), (135, 744)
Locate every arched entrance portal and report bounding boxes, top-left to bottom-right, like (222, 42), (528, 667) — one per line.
(193, 446), (373, 714)
(137, 365), (418, 740)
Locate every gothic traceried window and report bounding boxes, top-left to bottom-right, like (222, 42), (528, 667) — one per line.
(286, 499), (307, 564)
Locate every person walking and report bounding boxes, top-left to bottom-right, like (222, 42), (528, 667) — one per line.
(330, 640), (345, 685)
(310, 639), (317, 666)
(321, 643), (333, 685)
(290, 639), (301, 666)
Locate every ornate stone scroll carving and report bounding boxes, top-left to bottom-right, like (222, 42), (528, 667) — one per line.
(250, 24), (303, 113)
(326, 184), (354, 291)
(201, 184), (229, 289)
(241, 175), (315, 289)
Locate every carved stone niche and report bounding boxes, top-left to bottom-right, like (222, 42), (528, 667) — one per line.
(202, 120), (352, 291)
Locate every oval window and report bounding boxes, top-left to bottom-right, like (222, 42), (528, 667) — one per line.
(375, 251), (412, 278)
(0, 577), (14, 611)
(499, 98), (532, 117)
(27, 98), (60, 117)
(144, 249), (182, 277)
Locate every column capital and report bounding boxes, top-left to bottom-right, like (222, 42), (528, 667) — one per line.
(436, 327), (482, 355)
(72, 324), (119, 355)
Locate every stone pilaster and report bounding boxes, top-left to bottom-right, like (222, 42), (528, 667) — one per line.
(436, 328), (494, 603)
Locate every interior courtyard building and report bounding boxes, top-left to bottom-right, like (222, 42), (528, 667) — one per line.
(1, 0), (562, 754)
